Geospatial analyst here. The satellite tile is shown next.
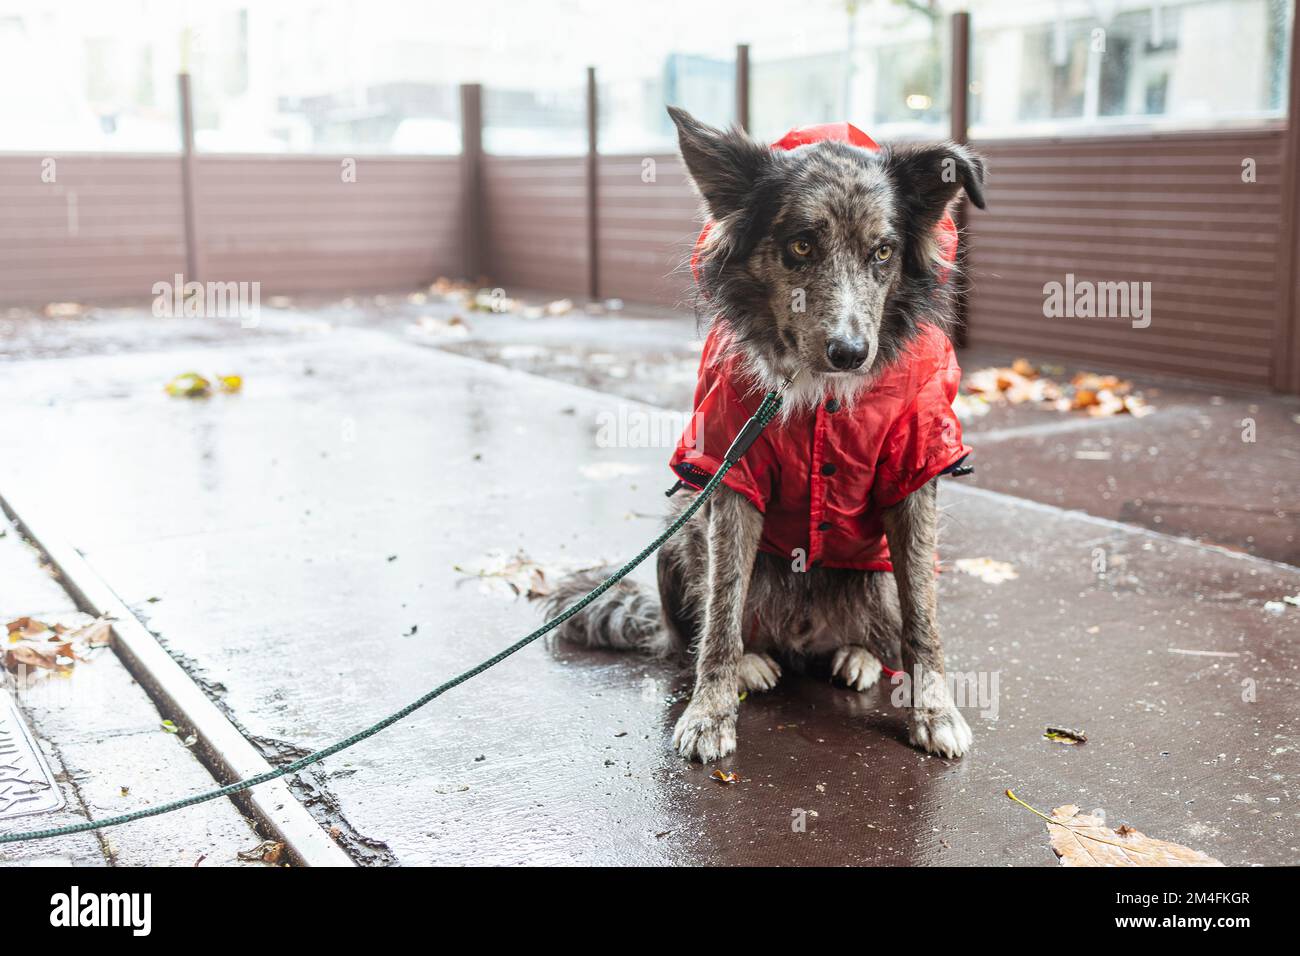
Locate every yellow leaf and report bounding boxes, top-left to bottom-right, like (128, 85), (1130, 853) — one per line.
(165, 372), (211, 398)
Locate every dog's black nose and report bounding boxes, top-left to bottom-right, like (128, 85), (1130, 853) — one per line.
(826, 338), (869, 371)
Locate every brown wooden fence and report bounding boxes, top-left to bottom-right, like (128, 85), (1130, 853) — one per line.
(0, 152), (463, 305)
(198, 155), (462, 296)
(482, 156), (588, 294)
(966, 128), (1290, 390)
(0, 154), (188, 304)
(3, 16), (1299, 394)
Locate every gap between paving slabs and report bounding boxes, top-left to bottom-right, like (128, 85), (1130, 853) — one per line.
(0, 486), (355, 868)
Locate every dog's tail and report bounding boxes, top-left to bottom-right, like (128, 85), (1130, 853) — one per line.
(543, 569), (674, 656)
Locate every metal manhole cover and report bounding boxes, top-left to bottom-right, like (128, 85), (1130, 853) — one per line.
(0, 689), (64, 820)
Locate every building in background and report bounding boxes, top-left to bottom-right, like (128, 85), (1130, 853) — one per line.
(0, 0), (1289, 155)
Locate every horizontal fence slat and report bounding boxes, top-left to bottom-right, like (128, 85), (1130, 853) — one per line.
(966, 128), (1286, 387)
(0, 154), (464, 305)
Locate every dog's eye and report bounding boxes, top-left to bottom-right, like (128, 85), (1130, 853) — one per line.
(787, 238), (814, 259)
(874, 244), (894, 263)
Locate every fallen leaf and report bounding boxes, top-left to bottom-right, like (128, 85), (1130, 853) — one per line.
(1044, 726), (1088, 745)
(1006, 790), (1223, 867)
(4, 640), (74, 671)
(6, 617), (49, 639)
(238, 840), (285, 865)
(454, 550), (593, 601)
(710, 770), (740, 785)
(217, 374), (242, 393)
(962, 364), (1152, 418)
(1123, 394), (1155, 418)
(2, 615), (108, 675)
(165, 371), (211, 398)
(409, 315), (471, 339)
(953, 557), (1019, 584)
(62, 617), (111, 648)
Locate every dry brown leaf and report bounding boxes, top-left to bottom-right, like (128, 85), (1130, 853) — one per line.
(238, 840), (286, 864)
(3, 615), (109, 674)
(6, 617), (49, 640)
(63, 617), (112, 648)
(5, 640), (75, 672)
(1045, 805), (1223, 867)
(963, 365), (1150, 418)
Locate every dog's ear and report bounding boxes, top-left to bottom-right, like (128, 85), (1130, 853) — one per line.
(885, 142), (987, 222)
(667, 106), (772, 220)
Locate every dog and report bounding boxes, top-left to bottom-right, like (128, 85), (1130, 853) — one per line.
(547, 107), (986, 763)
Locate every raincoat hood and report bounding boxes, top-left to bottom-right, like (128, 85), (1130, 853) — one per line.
(690, 121), (959, 287)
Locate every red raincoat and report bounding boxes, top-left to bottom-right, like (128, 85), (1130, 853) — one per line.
(668, 123), (970, 572)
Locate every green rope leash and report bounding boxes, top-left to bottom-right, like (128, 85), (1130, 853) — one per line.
(0, 389), (784, 846)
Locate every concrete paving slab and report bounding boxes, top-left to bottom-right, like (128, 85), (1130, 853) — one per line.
(0, 326), (1295, 865)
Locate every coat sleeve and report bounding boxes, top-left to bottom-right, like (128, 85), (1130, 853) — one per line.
(668, 374), (769, 513)
(872, 346), (971, 509)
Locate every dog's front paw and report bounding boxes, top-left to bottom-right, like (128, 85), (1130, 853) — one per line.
(908, 705), (973, 759)
(739, 652), (781, 693)
(672, 703), (737, 763)
(831, 644), (883, 691)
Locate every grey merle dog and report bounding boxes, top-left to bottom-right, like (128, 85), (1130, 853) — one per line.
(547, 107), (986, 763)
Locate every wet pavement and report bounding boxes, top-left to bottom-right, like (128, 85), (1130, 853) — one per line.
(0, 511), (265, 866)
(0, 308), (1296, 865)
(10, 295), (1296, 563)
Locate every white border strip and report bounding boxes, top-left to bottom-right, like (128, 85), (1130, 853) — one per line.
(0, 488), (355, 868)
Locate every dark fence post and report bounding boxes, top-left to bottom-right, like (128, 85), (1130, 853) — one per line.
(460, 83), (485, 282)
(1276, 5), (1300, 393)
(586, 66), (599, 302)
(177, 72), (203, 284)
(949, 12), (971, 348)
(735, 44), (750, 132)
